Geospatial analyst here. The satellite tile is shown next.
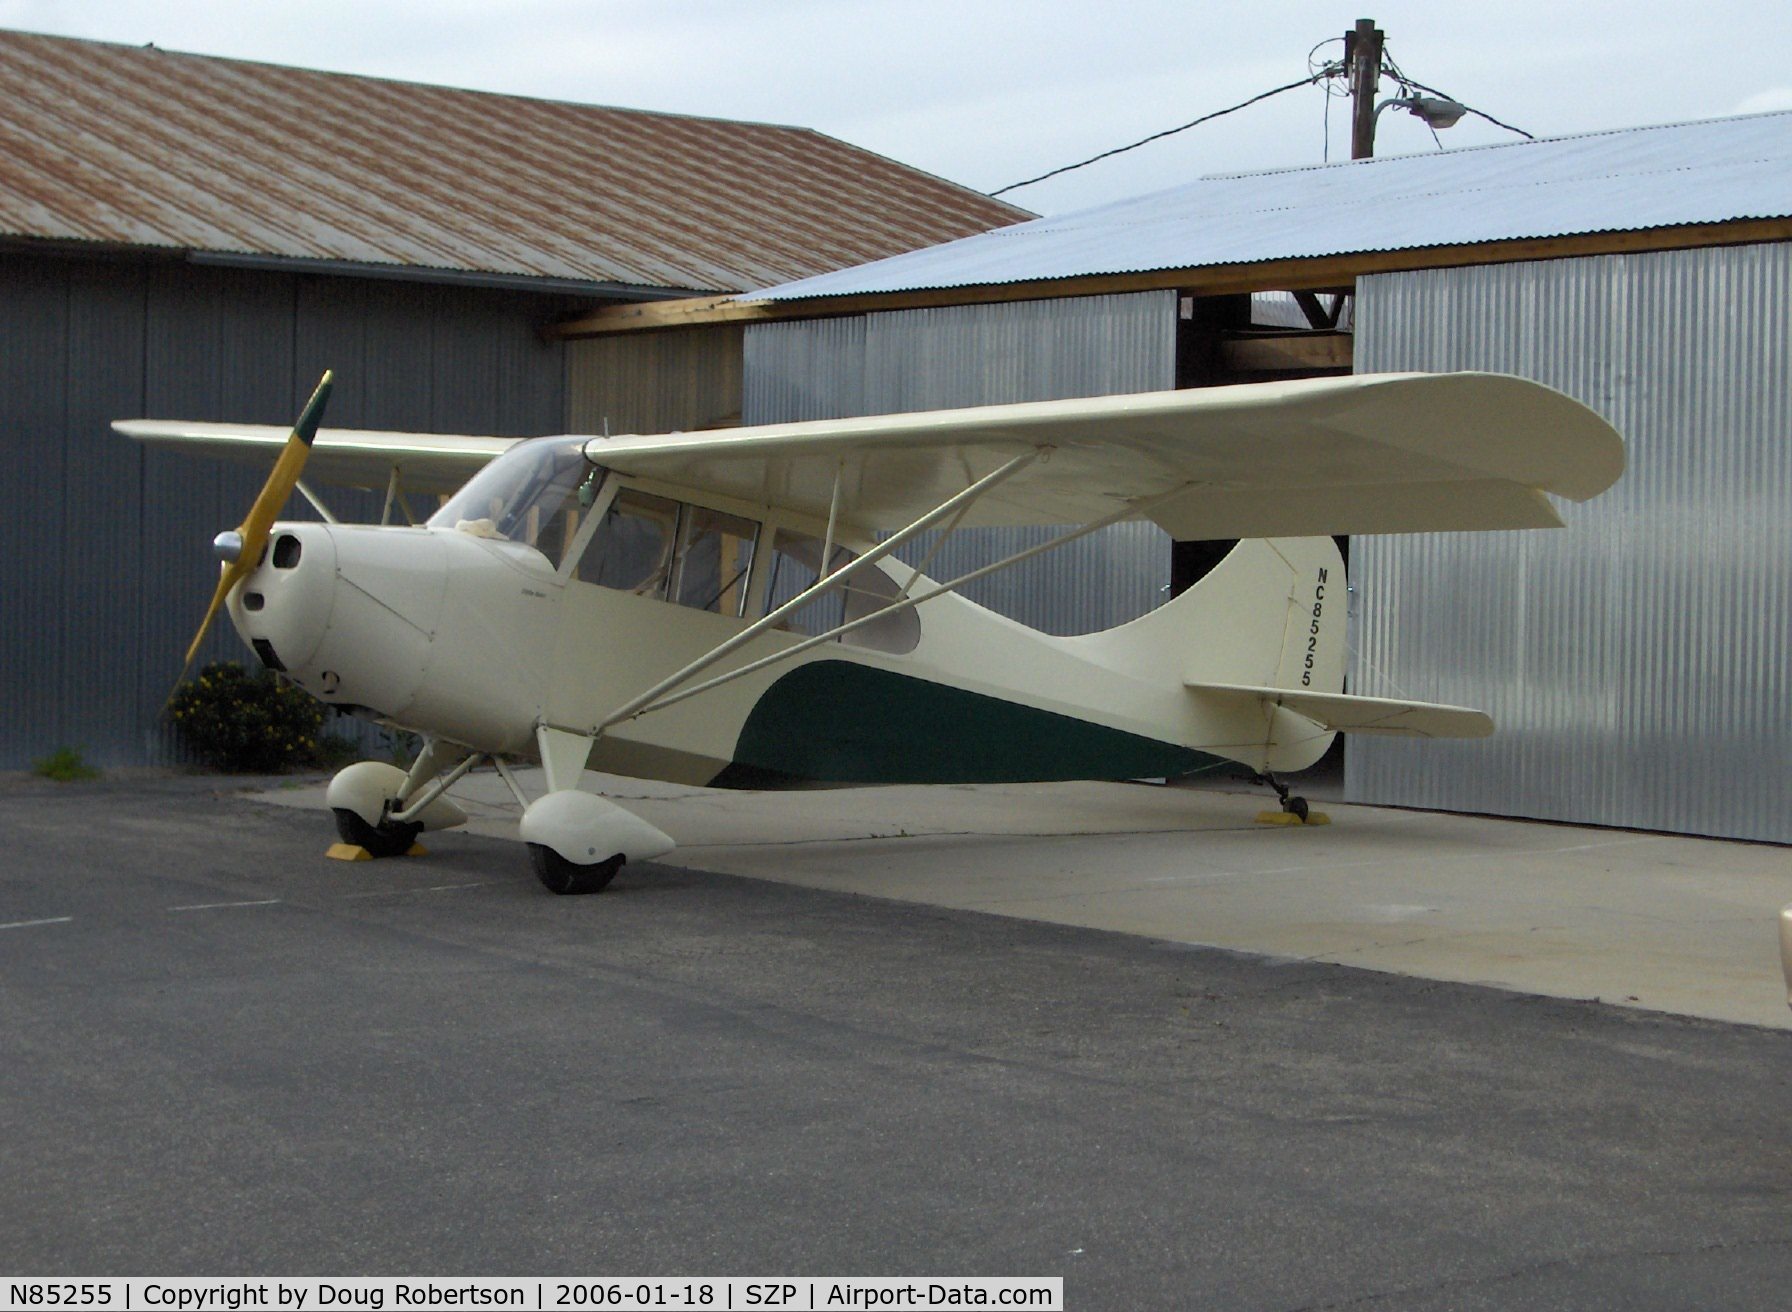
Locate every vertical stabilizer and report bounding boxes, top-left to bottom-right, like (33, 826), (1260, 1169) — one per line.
(1073, 537), (1345, 693)
(1181, 538), (1345, 695)
(1068, 537), (1347, 773)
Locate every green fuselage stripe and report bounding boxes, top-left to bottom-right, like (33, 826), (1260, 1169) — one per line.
(717, 659), (1220, 788)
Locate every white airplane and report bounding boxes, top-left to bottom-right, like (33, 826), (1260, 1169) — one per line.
(116, 371), (1623, 893)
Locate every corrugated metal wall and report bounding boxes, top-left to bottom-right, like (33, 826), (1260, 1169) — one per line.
(0, 253), (567, 768)
(1349, 244), (1792, 843)
(744, 293), (1176, 634)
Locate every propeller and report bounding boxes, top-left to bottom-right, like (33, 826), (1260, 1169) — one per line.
(172, 370), (334, 694)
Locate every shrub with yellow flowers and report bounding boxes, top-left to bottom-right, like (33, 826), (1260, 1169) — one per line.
(168, 661), (327, 773)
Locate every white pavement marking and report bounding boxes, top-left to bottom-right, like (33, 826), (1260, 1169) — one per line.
(341, 881), (501, 899)
(0, 916), (74, 930)
(167, 899), (283, 912)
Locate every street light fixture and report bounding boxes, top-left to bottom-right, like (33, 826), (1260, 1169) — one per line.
(1376, 93), (1468, 131)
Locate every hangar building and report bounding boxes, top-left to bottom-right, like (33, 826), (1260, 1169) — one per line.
(0, 29), (1026, 769)
(561, 113), (1792, 845)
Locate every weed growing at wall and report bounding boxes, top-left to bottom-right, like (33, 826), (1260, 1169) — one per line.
(31, 746), (101, 781)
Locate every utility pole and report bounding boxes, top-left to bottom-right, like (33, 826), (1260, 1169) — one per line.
(1345, 17), (1384, 159)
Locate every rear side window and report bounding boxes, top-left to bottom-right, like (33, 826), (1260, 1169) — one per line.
(765, 531), (919, 654)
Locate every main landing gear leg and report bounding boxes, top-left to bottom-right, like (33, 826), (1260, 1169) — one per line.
(518, 726), (675, 895)
(325, 737), (472, 859)
(525, 727), (612, 894)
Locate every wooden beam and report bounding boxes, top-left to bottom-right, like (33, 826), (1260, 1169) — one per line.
(550, 295), (778, 338)
(546, 218), (1792, 338)
(1291, 290), (1344, 330)
(1219, 333), (1354, 372)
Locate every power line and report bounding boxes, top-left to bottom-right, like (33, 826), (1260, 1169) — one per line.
(989, 73), (1324, 197)
(987, 41), (1534, 199)
(1314, 33), (1350, 163)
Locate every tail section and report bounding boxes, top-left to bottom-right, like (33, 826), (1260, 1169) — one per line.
(1072, 538), (1488, 775)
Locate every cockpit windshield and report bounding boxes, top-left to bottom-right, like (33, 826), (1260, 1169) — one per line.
(428, 436), (597, 560)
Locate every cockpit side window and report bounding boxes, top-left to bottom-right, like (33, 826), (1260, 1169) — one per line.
(577, 489), (681, 595)
(561, 491), (917, 651)
(672, 507), (759, 616)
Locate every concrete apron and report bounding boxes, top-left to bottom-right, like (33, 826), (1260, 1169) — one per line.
(256, 770), (1792, 1031)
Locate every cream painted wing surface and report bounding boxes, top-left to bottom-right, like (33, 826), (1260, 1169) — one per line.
(583, 372), (1624, 537)
(112, 420), (518, 496)
(1185, 682), (1495, 739)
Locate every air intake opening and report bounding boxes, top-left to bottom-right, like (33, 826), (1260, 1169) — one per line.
(250, 638), (286, 672)
(272, 535), (302, 569)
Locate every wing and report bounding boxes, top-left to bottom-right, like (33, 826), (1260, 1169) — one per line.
(112, 420), (519, 496)
(586, 372), (1624, 536)
(116, 372), (1624, 537)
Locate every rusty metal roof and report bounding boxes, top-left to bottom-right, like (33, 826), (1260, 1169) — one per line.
(0, 28), (1030, 295)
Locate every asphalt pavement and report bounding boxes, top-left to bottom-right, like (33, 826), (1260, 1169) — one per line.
(3, 773), (1791, 1309)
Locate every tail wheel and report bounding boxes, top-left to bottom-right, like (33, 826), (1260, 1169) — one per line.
(331, 807), (422, 859)
(529, 844), (623, 895)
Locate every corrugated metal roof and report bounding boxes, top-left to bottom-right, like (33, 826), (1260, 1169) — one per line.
(0, 29), (1029, 294)
(745, 112), (1792, 299)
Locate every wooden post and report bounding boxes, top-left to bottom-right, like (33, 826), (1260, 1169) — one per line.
(1348, 18), (1384, 160)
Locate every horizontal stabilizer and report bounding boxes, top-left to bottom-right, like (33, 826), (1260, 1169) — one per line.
(1186, 681), (1494, 739)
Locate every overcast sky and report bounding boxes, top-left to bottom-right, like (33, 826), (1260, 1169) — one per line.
(3, 0), (1789, 215)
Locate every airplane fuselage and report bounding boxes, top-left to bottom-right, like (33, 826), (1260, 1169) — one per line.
(226, 508), (1343, 788)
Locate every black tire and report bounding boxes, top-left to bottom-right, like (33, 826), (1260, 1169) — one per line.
(1286, 795), (1311, 823)
(331, 806), (423, 859)
(529, 843), (624, 895)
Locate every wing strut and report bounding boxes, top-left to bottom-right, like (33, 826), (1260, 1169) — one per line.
(593, 448), (1045, 732)
(603, 476), (1203, 729)
(895, 498), (976, 602)
(295, 478), (339, 524)
(819, 458), (845, 579)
